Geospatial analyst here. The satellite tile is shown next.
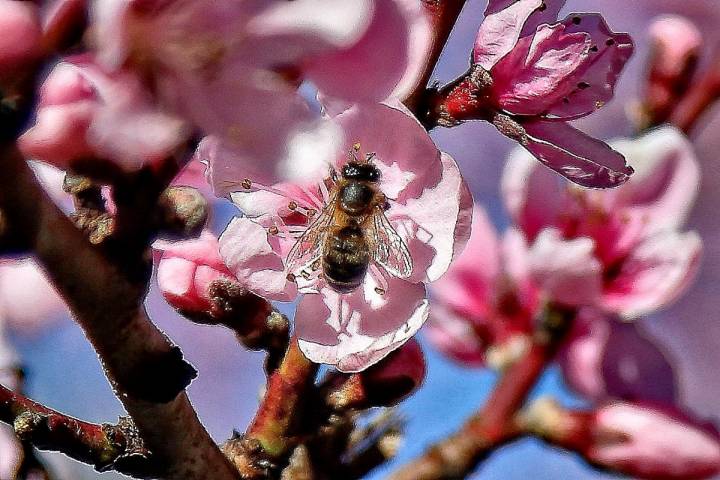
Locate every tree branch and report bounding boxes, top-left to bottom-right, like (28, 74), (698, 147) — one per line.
(388, 306), (574, 480)
(0, 383), (155, 477)
(224, 338), (319, 479)
(403, 0), (469, 116)
(0, 141), (239, 480)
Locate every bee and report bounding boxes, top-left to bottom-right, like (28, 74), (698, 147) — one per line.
(286, 149), (413, 293)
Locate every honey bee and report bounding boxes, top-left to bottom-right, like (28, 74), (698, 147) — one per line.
(286, 149), (413, 293)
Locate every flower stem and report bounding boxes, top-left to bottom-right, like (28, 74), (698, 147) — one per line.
(224, 338), (319, 478)
(403, 0), (469, 116)
(388, 306), (574, 480)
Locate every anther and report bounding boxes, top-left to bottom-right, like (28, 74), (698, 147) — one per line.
(286, 273), (296, 282)
(288, 201), (298, 210)
(268, 226), (279, 235)
(301, 270), (311, 280)
(307, 209), (317, 217)
(374, 287), (386, 295)
(311, 259), (321, 271)
(241, 178), (252, 189)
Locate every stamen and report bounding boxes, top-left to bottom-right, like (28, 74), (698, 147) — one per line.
(288, 201), (298, 210)
(268, 225), (279, 235)
(301, 270), (311, 280)
(369, 264), (389, 295)
(241, 178), (252, 189)
(286, 273), (296, 283)
(311, 259), (321, 271)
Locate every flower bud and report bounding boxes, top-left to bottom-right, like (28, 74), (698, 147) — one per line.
(156, 231), (234, 314)
(327, 339), (426, 410)
(0, 1), (41, 78)
(522, 398), (720, 479)
(641, 16), (702, 128)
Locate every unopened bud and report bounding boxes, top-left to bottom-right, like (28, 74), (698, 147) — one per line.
(156, 231), (234, 314)
(640, 16), (702, 128)
(522, 398), (720, 479)
(327, 339), (426, 410)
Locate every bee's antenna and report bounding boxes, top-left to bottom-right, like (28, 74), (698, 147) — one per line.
(348, 142), (362, 163)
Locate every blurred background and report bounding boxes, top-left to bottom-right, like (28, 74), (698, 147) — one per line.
(8, 0), (720, 478)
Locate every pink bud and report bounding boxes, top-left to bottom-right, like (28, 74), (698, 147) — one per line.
(156, 231), (234, 314)
(0, 1), (41, 77)
(590, 403), (720, 479)
(523, 399), (720, 480)
(327, 339), (426, 409)
(642, 16), (702, 127)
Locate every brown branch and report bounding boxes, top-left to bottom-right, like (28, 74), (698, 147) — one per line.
(403, 0), (469, 116)
(669, 46), (720, 135)
(0, 383), (155, 477)
(0, 142), (239, 480)
(224, 339), (319, 479)
(388, 306), (574, 480)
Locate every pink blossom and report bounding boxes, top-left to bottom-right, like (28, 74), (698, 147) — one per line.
(213, 102), (472, 372)
(590, 403), (720, 479)
(0, 258), (68, 336)
(155, 231), (234, 314)
(471, 0), (634, 188)
(0, 0), (41, 77)
(648, 16), (702, 81)
(20, 54), (188, 170)
(89, 0), (424, 184)
(558, 309), (678, 404)
(425, 206), (539, 367)
(503, 126), (701, 318)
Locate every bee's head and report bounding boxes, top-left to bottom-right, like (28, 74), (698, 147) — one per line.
(342, 161), (381, 182)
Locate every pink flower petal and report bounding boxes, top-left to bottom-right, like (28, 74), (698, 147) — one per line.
(501, 146), (569, 240)
(333, 102), (442, 201)
(390, 152), (473, 283)
(219, 217), (297, 301)
(485, 0), (567, 37)
(430, 205), (499, 317)
(591, 404), (720, 479)
(492, 23), (590, 115)
(296, 276), (428, 372)
(603, 231), (702, 319)
(519, 119), (633, 188)
(0, 0), (41, 76)
(303, 0), (411, 102)
(473, 0), (545, 70)
(21, 56), (189, 170)
(545, 14), (634, 119)
(387, 0), (433, 100)
(558, 309), (677, 403)
(0, 259), (68, 336)
(528, 229), (603, 307)
(611, 126), (700, 235)
(424, 303), (487, 367)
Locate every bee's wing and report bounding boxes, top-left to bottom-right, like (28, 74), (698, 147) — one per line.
(285, 200), (335, 273)
(368, 206), (413, 279)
